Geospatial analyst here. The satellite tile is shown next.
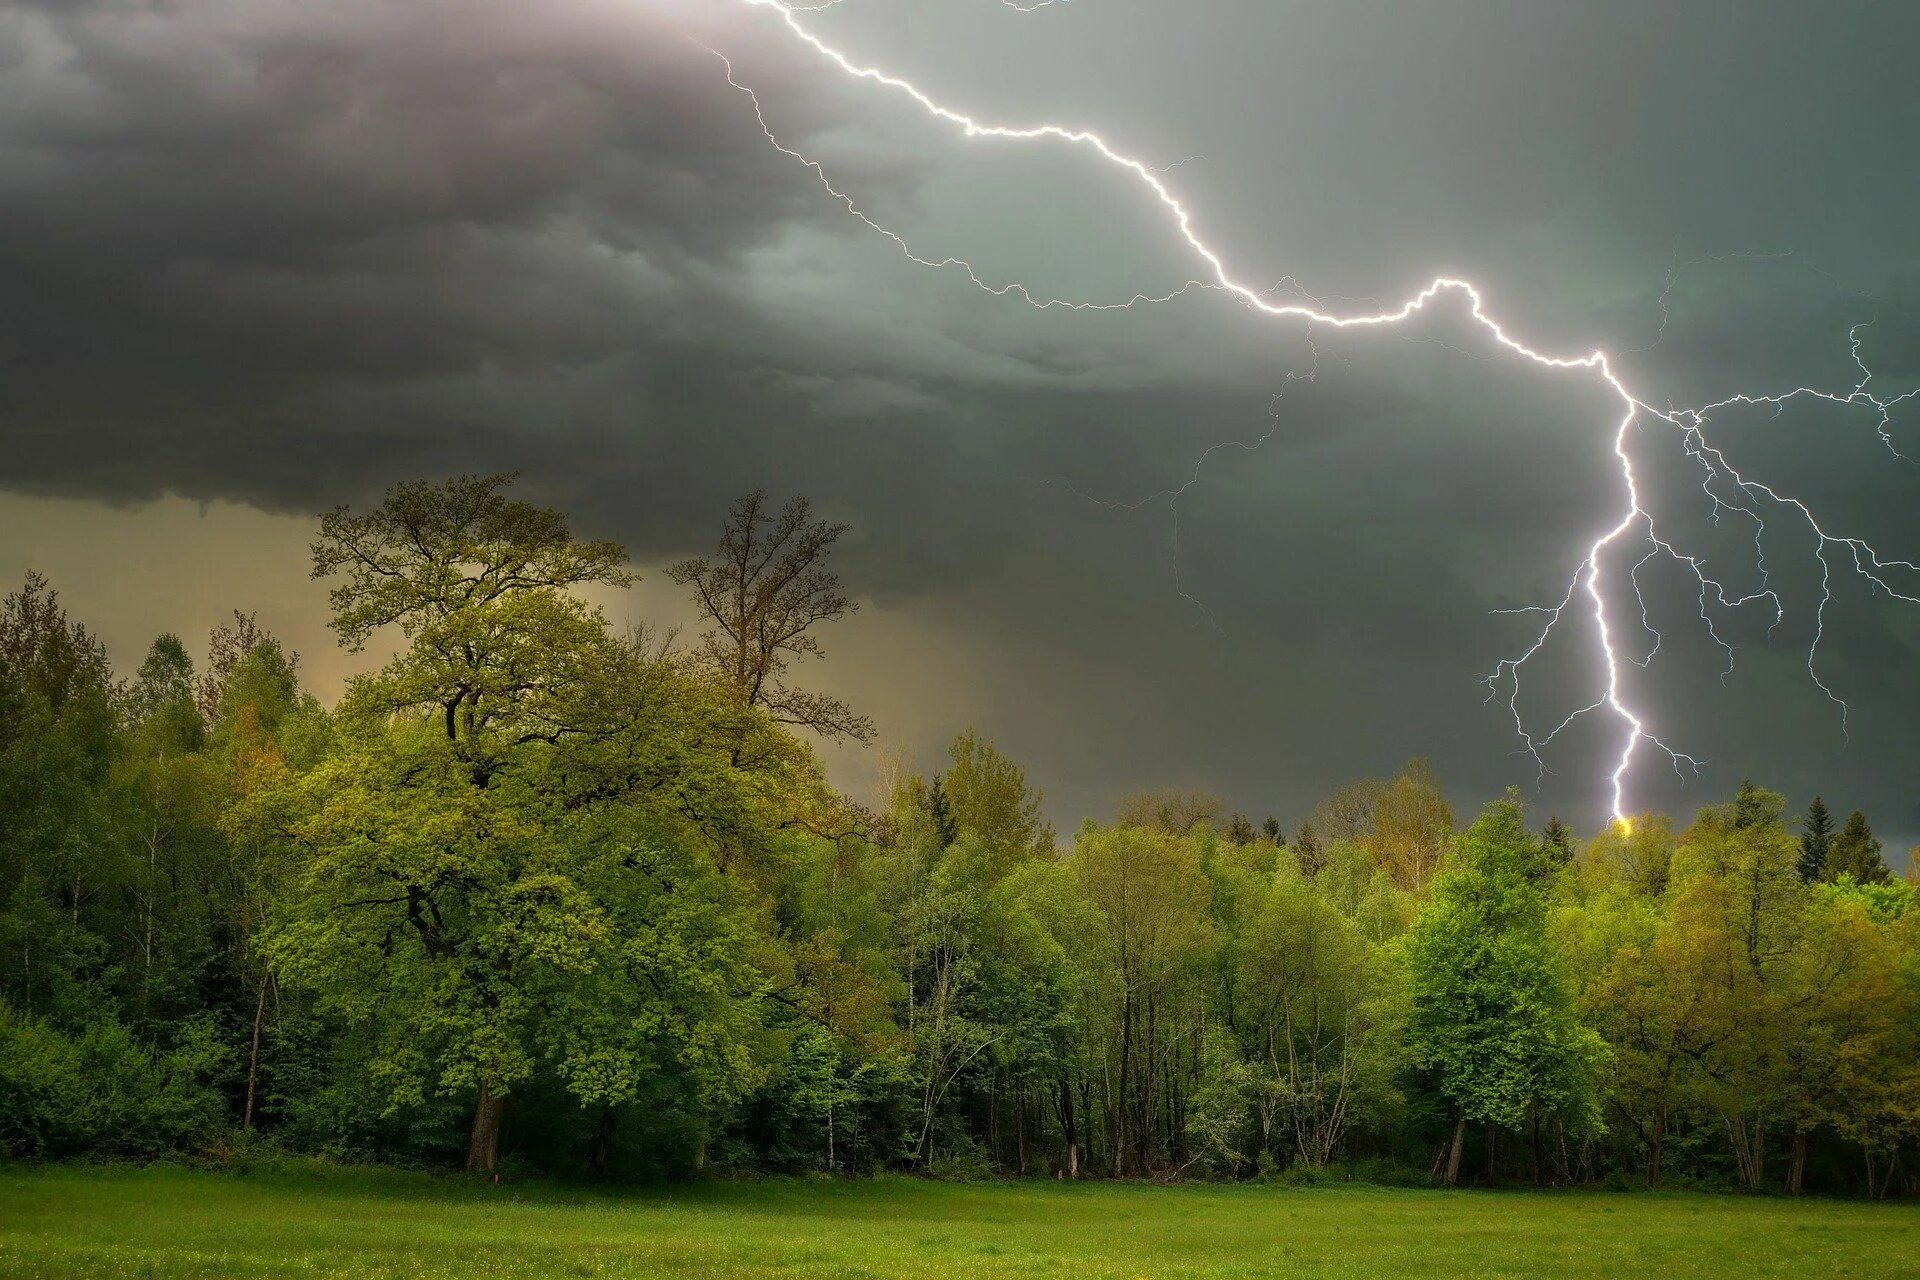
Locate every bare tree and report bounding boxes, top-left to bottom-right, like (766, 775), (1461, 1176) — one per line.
(1310, 777), (1388, 845)
(196, 611), (297, 724)
(668, 490), (873, 743)
(1117, 786), (1221, 836)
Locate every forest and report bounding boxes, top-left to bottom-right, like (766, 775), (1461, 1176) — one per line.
(2, 474), (1915, 1198)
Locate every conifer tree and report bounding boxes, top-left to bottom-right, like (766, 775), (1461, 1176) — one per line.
(1797, 796), (1834, 883)
(1825, 810), (1889, 884)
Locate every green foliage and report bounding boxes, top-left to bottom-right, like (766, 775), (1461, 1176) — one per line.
(3, 484), (1918, 1200)
(1184, 1026), (1259, 1175)
(0, 1000), (226, 1158)
(1816, 874), (1915, 924)
(1800, 795), (1835, 883)
(1826, 811), (1890, 884)
(1403, 798), (1606, 1151)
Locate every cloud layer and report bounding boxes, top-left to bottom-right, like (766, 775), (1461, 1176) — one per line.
(2, 0), (1916, 841)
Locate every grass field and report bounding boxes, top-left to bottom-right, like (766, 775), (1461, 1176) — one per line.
(1, 1164), (1915, 1279)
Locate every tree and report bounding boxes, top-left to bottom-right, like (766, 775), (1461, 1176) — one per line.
(1225, 813), (1256, 845)
(1584, 908), (1726, 1187)
(1366, 760), (1455, 890)
(312, 472), (631, 752)
(1731, 778), (1782, 830)
(941, 730), (1052, 871)
(272, 720), (763, 1174)
(131, 635), (199, 738)
(667, 490), (872, 744)
(1403, 797), (1605, 1185)
(0, 574), (118, 1022)
(923, 774), (957, 848)
(288, 475), (771, 1174)
(1584, 813), (1675, 897)
(196, 611), (296, 726)
(1663, 787), (1806, 1188)
(1261, 816), (1283, 843)
(115, 636), (220, 1029)
(1116, 787), (1220, 836)
(1231, 867), (1402, 1167)
(1071, 825), (1212, 1174)
(1542, 816), (1576, 867)
(1777, 889), (1904, 1193)
(209, 636), (326, 1130)
(1293, 823), (1324, 877)
(1311, 777), (1388, 845)
(1826, 811), (1890, 885)
(1800, 796), (1836, 883)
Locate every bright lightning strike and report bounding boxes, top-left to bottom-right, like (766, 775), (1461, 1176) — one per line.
(721, 0), (1919, 826)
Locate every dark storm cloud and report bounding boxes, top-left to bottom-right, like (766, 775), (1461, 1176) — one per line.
(1, 0), (1916, 843)
(0, 0), (936, 502)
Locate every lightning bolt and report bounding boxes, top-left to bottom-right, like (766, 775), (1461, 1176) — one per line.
(720, 0), (1918, 826)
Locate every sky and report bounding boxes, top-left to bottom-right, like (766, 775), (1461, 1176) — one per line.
(2, 0), (1916, 849)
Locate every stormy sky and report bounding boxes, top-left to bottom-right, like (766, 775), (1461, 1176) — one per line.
(3, 0), (1916, 847)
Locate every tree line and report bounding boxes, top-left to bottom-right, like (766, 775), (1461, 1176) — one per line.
(2, 475), (1915, 1196)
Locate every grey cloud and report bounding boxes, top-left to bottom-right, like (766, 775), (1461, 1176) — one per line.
(1, 0), (1917, 843)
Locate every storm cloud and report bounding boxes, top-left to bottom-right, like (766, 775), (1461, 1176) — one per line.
(2, 0), (1916, 843)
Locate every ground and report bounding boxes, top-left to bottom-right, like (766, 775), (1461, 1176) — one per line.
(1, 1164), (1915, 1279)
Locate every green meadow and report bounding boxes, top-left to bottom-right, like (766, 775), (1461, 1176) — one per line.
(2, 1165), (1914, 1279)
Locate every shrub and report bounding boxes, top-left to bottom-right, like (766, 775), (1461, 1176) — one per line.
(0, 1000), (227, 1158)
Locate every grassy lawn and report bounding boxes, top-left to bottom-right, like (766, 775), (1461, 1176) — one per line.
(1, 1164), (1915, 1279)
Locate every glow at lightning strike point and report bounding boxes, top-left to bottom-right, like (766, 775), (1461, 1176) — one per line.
(723, 0), (1919, 826)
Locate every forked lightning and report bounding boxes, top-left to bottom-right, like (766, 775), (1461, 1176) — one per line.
(721, 0), (1919, 825)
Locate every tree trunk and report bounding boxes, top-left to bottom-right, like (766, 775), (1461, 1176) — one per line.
(1531, 1107), (1545, 1187)
(1647, 1115), (1665, 1188)
(466, 1083), (507, 1175)
(1057, 1077), (1079, 1179)
(1786, 1131), (1806, 1195)
(1117, 989), (1134, 1176)
(1726, 1116), (1765, 1190)
(588, 1106), (616, 1180)
(242, 979), (268, 1130)
(1442, 1117), (1466, 1187)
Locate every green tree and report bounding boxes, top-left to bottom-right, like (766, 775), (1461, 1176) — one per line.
(1799, 796), (1836, 883)
(0, 574), (119, 1023)
(1584, 905), (1722, 1186)
(112, 639), (222, 1031)
(1542, 816), (1576, 867)
(1230, 866), (1402, 1167)
(1826, 811), (1890, 885)
(1731, 778), (1783, 829)
(210, 636), (327, 1130)
(1071, 825), (1212, 1174)
(1583, 813), (1675, 897)
(923, 774), (957, 848)
(1664, 787), (1806, 1188)
(941, 729), (1052, 872)
(1367, 759), (1455, 891)
(1403, 797), (1605, 1185)
(1292, 823), (1324, 877)
(311, 472), (631, 753)
(284, 475), (769, 1173)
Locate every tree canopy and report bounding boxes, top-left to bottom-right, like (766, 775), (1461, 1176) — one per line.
(1, 477), (1915, 1197)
